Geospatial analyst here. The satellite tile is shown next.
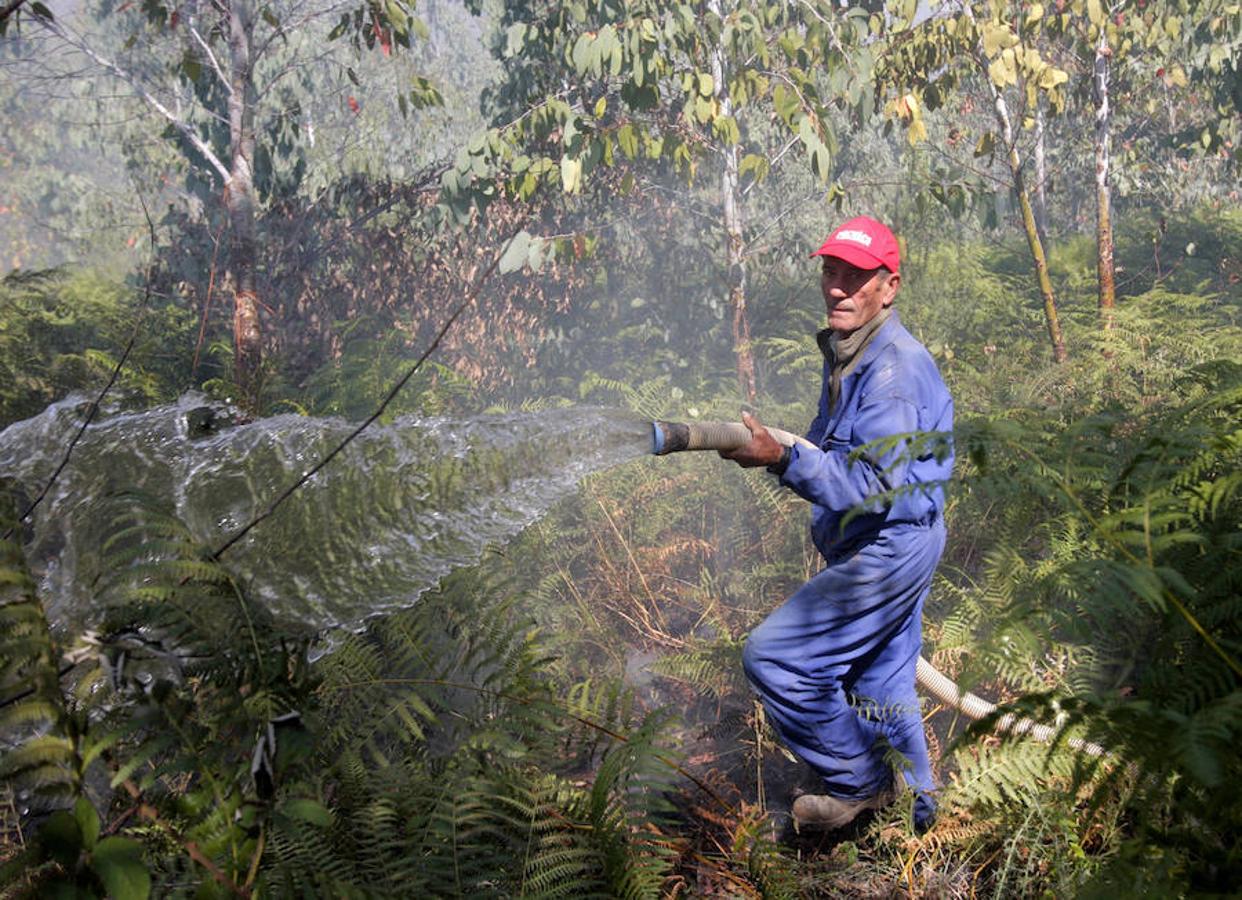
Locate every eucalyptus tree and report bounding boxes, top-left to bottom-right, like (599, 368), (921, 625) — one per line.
(875, 1), (1074, 362)
(14, 0), (439, 402)
(874, 0), (1239, 350)
(1049, 0), (1240, 319)
(448, 0), (884, 401)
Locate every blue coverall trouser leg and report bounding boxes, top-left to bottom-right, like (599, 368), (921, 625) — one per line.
(741, 520), (944, 828)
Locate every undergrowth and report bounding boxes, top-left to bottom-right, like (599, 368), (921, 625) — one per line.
(1, 211), (1239, 896)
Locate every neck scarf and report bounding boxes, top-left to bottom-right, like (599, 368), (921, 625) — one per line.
(816, 306), (892, 413)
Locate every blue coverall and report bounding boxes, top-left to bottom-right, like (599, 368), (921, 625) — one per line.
(741, 312), (954, 828)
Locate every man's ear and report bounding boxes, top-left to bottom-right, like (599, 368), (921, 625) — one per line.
(883, 271), (901, 306)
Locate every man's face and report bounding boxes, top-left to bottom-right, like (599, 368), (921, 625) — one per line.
(820, 257), (899, 333)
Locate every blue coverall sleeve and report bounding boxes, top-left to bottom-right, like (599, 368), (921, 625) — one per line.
(780, 354), (920, 514)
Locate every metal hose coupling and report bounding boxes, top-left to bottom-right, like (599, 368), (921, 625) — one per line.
(651, 419), (814, 455)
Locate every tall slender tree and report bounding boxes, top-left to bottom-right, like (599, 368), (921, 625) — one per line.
(1056, 0), (1241, 324)
(876, 1), (1074, 361)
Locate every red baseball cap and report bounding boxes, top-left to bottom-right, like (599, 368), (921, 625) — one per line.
(811, 216), (900, 273)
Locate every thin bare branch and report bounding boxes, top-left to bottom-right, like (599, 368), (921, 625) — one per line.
(188, 21), (234, 95)
(741, 134), (799, 198)
(34, 16), (232, 183)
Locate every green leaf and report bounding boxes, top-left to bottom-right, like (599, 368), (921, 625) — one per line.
(561, 115), (579, 148)
(988, 51), (1018, 88)
(713, 114), (739, 147)
(982, 23), (1015, 57)
(282, 798), (333, 827)
(261, 7), (280, 30)
(812, 144), (830, 182)
(527, 237), (547, 271)
(384, 0), (407, 35)
(974, 131), (995, 157)
(797, 115), (816, 151)
(738, 153), (766, 181)
(409, 76), (442, 109)
(772, 83), (799, 125)
(504, 22), (527, 57)
(180, 51), (201, 84)
(74, 797), (99, 851)
(620, 81), (659, 111)
(498, 231), (531, 274)
(697, 72), (714, 97)
(91, 837), (150, 900)
(82, 729), (126, 769)
(560, 155), (582, 193)
(597, 25), (620, 77)
(617, 124), (638, 159)
(571, 33), (592, 75)
(38, 811), (82, 868)
(693, 95), (714, 123)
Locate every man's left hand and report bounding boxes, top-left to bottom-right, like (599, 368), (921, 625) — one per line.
(719, 411), (785, 468)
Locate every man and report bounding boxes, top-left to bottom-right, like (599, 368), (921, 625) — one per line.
(721, 216), (953, 832)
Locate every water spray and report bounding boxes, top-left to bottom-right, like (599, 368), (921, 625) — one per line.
(649, 417), (1109, 759)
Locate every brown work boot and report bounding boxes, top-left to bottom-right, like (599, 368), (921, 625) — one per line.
(791, 777), (903, 832)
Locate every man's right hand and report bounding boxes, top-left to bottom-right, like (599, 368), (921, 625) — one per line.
(719, 411), (785, 468)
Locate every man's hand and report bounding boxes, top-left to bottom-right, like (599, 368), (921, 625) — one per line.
(719, 411), (785, 468)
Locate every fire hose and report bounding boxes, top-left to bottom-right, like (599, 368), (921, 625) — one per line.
(651, 418), (1108, 759)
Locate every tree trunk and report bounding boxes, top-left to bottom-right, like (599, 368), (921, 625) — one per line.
(1093, 37), (1116, 325)
(723, 149), (756, 401)
(1033, 103), (1049, 243)
(227, 0), (262, 402)
(710, 0), (756, 401)
(989, 80), (1068, 363)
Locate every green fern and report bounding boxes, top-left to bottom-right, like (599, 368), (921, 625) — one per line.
(577, 373), (678, 420)
(0, 524), (79, 815)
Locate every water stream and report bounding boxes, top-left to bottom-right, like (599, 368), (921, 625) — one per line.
(0, 394), (653, 634)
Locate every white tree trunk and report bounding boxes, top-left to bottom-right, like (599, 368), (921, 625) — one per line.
(709, 0), (756, 400)
(1093, 35), (1116, 322)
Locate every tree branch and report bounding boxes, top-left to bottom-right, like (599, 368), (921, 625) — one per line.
(0, 0), (29, 28)
(794, 0), (854, 71)
(741, 134), (799, 198)
(35, 15), (232, 183)
(188, 21), (234, 96)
